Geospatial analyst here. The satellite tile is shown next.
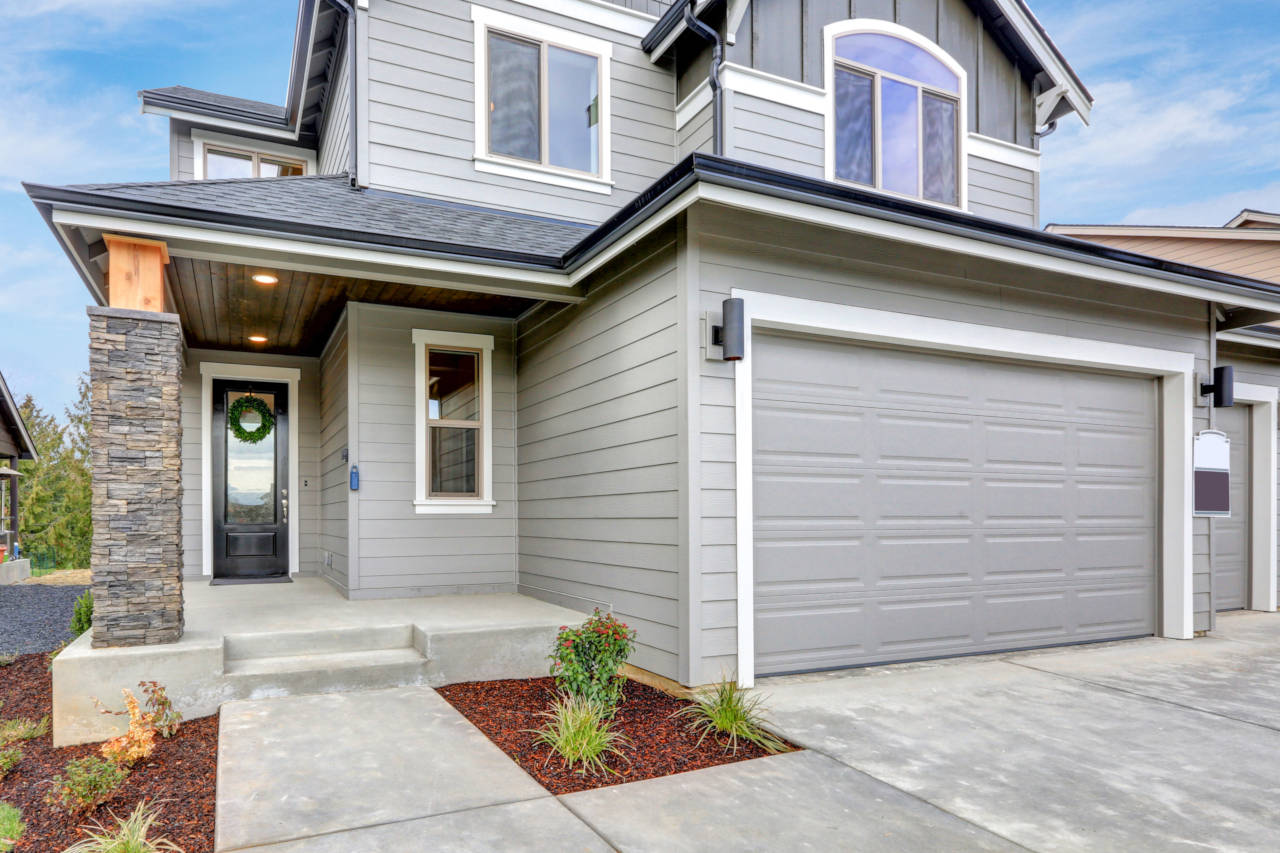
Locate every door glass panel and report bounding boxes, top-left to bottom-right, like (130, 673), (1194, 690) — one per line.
(881, 78), (919, 197)
(226, 391), (276, 525)
(430, 427), (478, 495)
(834, 67), (874, 185)
(206, 148), (255, 179)
(488, 33), (542, 162)
(428, 350), (479, 421)
(260, 157), (305, 177)
(547, 46), (599, 174)
(922, 93), (958, 204)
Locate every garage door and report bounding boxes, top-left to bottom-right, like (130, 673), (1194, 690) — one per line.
(752, 333), (1159, 676)
(1214, 405), (1250, 611)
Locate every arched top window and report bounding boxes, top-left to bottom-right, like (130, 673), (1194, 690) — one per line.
(825, 21), (966, 207)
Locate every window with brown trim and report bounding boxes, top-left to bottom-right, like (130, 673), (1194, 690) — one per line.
(205, 145), (307, 180)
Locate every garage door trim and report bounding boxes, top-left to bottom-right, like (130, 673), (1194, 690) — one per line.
(1233, 381), (1279, 613)
(731, 289), (1196, 687)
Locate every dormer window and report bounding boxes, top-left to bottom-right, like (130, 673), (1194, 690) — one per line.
(191, 130), (315, 181)
(825, 22), (967, 207)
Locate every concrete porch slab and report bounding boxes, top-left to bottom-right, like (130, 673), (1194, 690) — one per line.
(215, 686), (550, 851)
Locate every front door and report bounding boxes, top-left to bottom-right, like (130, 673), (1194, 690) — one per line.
(212, 379), (289, 581)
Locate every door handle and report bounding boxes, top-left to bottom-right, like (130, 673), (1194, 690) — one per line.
(282, 488), (289, 524)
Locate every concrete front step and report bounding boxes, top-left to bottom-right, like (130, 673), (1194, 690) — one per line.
(223, 647), (431, 699)
(223, 625), (416, 661)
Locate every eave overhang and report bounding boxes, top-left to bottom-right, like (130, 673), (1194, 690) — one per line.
(0, 372), (37, 462)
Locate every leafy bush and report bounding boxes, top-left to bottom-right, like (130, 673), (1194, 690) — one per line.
(46, 756), (129, 814)
(549, 611), (636, 710)
(140, 682), (182, 739)
(99, 690), (156, 767)
(0, 716), (48, 746)
(0, 802), (24, 852)
(674, 678), (788, 755)
(0, 748), (20, 782)
(529, 694), (630, 776)
(70, 590), (94, 638)
(62, 800), (184, 853)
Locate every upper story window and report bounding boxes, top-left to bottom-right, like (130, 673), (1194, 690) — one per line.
(191, 130), (315, 181)
(825, 21), (967, 208)
(471, 6), (614, 195)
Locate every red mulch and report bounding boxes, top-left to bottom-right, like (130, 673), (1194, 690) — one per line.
(438, 677), (793, 795)
(0, 653), (216, 852)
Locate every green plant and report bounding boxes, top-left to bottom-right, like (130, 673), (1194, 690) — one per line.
(62, 801), (184, 853)
(47, 639), (69, 671)
(674, 678), (788, 755)
(529, 694), (630, 776)
(46, 757), (129, 815)
(139, 682), (182, 739)
(549, 611), (636, 710)
(0, 802), (24, 852)
(71, 589), (94, 638)
(0, 716), (48, 746)
(0, 748), (20, 782)
(0, 654), (14, 667)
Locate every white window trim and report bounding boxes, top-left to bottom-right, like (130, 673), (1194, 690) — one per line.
(199, 362), (302, 576)
(191, 129), (316, 180)
(731, 289), (1197, 687)
(470, 5), (614, 194)
(1230, 382), (1279, 613)
(822, 18), (969, 212)
(413, 329), (495, 514)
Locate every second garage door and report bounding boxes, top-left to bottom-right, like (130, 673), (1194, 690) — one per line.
(753, 333), (1160, 677)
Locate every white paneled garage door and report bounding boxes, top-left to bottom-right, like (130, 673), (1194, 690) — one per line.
(752, 333), (1160, 676)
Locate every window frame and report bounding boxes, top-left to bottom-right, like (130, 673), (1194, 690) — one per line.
(823, 19), (968, 211)
(471, 5), (614, 195)
(192, 129), (315, 180)
(412, 329), (495, 514)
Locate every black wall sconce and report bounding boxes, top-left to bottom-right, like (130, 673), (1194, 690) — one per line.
(1201, 365), (1235, 407)
(712, 297), (745, 361)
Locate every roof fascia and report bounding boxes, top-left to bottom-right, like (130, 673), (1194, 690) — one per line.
(1226, 210), (1280, 229)
(0, 373), (37, 462)
(1048, 224), (1280, 242)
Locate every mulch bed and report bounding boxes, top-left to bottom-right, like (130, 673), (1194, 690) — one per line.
(0, 653), (217, 852)
(438, 677), (794, 795)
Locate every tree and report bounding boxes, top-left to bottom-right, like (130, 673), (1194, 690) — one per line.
(17, 377), (92, 570)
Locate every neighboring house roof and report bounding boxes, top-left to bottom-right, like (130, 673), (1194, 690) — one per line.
(1225, 210), (1280, 230)
(28, 155), (1280, 313)
(0, 372), (37, 462)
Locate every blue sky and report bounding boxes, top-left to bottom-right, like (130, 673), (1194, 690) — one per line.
(4, 0), (1280, 417)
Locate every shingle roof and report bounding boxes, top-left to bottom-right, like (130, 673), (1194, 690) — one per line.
(48, 174), (593, 262)
(140, 85), (288, 123)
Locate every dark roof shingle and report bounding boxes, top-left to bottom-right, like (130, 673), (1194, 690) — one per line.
(140, 85), (288, 123)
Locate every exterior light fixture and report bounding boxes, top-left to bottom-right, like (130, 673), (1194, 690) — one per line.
(248, 335), (268, 344)
(1200, 365), (1235, 407)
(712, 297), (745, 361)
(251, 273), (279, 285)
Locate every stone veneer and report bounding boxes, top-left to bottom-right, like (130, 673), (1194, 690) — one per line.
(87, 306), (185, 647)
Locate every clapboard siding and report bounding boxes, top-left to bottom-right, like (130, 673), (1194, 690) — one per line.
(349, 302), (518, 599)
(319, 313), (350, 592)
(364, 0), (676, 223)
(968, 154), (1036, 226)
(727, 92), (824, 179)
(602, 0), (667, 15)
(721, 0), (1036, 146)
(171, 120), (195, 181)
(179, 350), (322, 579)
(516, 229), (682, 678)
(689, 205), (1216, 681)
(318, 43), (352, 175)
(677, 100), (713, 159)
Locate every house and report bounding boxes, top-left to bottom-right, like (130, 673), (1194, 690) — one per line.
(0, 371), (38, 583)
(25, 0), (1280, 744)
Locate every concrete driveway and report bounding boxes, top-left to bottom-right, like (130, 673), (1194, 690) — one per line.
(761, 610), (1280, 852)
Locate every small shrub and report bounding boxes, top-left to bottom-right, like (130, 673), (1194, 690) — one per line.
(0, 654), (14, 668)
(549, 611), (636, 710)
(0, 716), (48, 746)
(0, 748), (20, 782)
(140, 682), (182, 739)
(99, 690), (156, 767)
(0, 802), (24, 852)
(46, 756), (129, 815)
(62, 800), (184, 853)
(70, 590), (94, 638)
(674, 678), (788, 755)
(529, 694), (630, 776)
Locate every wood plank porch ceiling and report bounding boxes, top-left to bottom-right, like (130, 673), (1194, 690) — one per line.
(166, 258), (536, 354)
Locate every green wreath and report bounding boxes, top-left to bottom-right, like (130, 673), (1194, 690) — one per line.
(228, 394), (275, 444)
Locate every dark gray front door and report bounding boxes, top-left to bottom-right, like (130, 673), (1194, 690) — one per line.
(1214, 404), (1250, 611)
(212, 379), (289, 581)
(752, 334), (1160, 677)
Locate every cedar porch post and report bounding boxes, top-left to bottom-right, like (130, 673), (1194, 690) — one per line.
(88, 235), (184, 647)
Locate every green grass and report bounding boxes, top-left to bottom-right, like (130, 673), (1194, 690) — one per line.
(62, 801), (184, 853)
(529, 694), (631, 776)
(0, 717), (48, 747)
(674, 678), (788, 755)
(0, 802), (24, 852)
(0, 747), (21, 782)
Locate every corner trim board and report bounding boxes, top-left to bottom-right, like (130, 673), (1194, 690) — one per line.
(1232, 381), (1279, 612)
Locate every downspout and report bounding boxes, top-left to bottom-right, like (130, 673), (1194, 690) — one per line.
(322, 0), (359, 186)
(683, 0), (724, 156)
(1207, 303), (1217, 629)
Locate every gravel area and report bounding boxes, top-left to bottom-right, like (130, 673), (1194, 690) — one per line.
(0, 584), (88, 654)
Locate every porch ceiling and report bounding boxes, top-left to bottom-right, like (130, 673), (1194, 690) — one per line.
(166, 256), (536, 354)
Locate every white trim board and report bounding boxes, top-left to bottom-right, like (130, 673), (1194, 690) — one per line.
(140, 106), (301, 142)
(198, 362), (302, 577)
(968, 133), (1041, 173)
(729, 289), (1196, 687)
(721, 62), (825, 115)
(503, 0), (656, 37)
(191, 129), (317, 181)
(1229, 382), (1279, 612)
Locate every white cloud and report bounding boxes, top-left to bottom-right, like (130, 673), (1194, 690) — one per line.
(1121, 182), (1280, 226)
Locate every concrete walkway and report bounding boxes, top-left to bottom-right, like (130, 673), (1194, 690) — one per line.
(216, 612), (1280, 851)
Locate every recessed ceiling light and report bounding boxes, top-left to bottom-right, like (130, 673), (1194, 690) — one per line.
(248, 335), (268, 344)
(251, 273), (279, 285)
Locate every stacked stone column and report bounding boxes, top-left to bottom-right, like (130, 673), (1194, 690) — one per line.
(88, 306), (184, 647)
